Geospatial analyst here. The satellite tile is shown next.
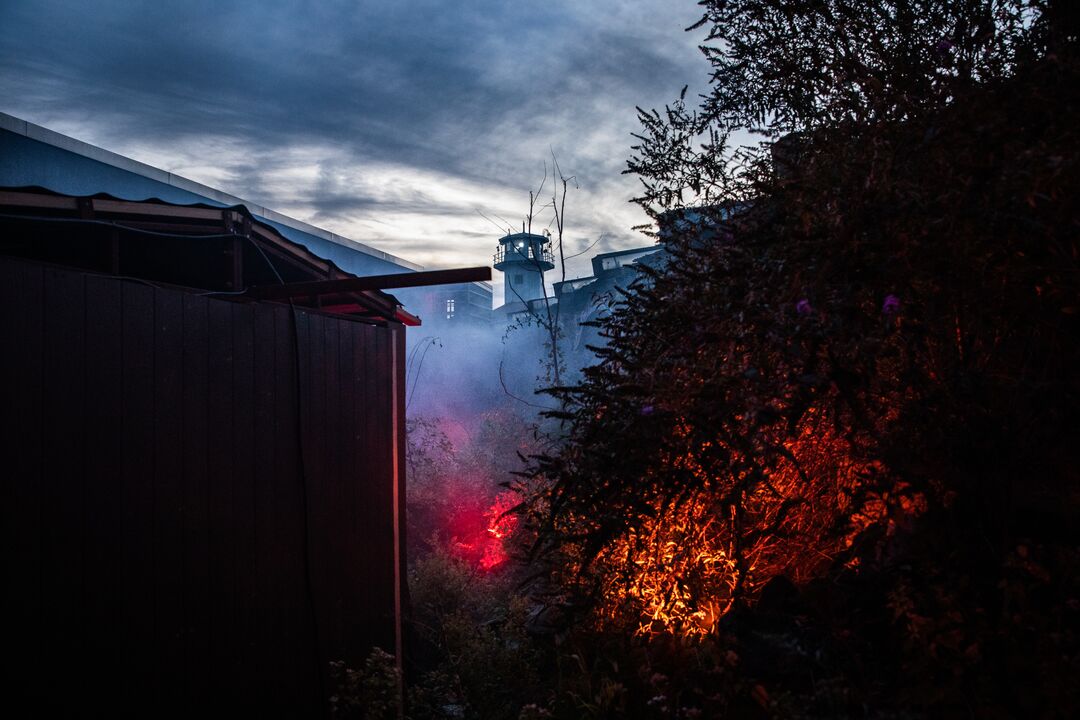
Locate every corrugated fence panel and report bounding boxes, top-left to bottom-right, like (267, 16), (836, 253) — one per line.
(338, 316), (361, 658)
(252, 297), (280, 701)
(181, 292), (211, 709)
(230, 301), (259, 705)
(360, 321), (399, 654)
(154, 286), (186, 708)
(120, 279), (156, 709)
(326, 313), (346, 662)
(205, 293), (236, 706)
(0, 259), (44, 708)
(83, 273), (125, 710)
(395, 323), (409, 650)
(0, 256), (405, 716)
(41, 265), (88, 714)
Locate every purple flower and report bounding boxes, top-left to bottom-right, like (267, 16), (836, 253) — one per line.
(935, 38), (954, 55)
(882, 294), (901, 315)
(796, 298), (812, 316)
(640, 404), (655, 416)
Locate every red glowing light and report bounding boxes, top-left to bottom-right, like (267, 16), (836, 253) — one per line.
(479, 542), (507, 571)
(486, 492), (519, 540)
(446, 490), (518, 572)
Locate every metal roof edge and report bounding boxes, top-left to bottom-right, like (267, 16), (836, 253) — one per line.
(592, 244), (660, 260)
(0, 110), (423, 272)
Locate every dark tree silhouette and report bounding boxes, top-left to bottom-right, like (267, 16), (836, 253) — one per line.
(521, 1), (1079, 714)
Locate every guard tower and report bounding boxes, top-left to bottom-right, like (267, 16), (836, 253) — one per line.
(493, 231), (555, 305)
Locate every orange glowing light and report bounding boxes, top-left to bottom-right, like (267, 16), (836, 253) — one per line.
(557, 409), (920, 637)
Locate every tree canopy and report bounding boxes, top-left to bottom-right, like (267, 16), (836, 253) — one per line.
(521, 2), (1079, 710)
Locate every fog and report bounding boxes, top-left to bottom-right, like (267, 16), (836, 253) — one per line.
(404, 316), (565, 428)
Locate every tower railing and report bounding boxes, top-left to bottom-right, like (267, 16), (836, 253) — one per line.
(493, 243), (555, 267)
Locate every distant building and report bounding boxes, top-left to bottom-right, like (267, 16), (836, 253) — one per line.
(403, 277), (493, 328)
(656, 202), (744, 246)
(488, 225), (666, 387)
(491, 231), (664, 329)
(552, 245), (665, 362)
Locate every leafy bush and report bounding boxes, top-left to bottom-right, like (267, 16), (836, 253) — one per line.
(514, 0), (1079, 715)
(407, 549), (544, 720)
(329, 648), (401, 720)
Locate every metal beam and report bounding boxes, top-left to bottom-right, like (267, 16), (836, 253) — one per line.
(244, 266), (492, 300)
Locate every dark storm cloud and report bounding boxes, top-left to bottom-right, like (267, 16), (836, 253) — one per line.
(2, 2), (687, 156)
(306, 190), (475, 222)
(0, 0), (709, 288)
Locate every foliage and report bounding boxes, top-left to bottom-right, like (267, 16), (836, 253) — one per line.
(628, 0), (1062, 213)
(407, 549), (545, 720)
(407, 409), (539, 564)
(693, 0), (1047, 133)
(404, 412), (551, 716)
(329, 648), (402, 720)
(518, 0), (1079, 714)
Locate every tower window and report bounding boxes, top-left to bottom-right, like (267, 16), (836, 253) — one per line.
(446, 298), (455, 319)
(513, 273), (524, 286)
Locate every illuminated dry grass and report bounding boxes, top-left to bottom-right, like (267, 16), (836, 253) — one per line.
(594, 491), (740, 636)
(575, 410), (914, 637)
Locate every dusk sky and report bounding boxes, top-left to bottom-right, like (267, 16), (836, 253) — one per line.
(0, 0), (712, 304)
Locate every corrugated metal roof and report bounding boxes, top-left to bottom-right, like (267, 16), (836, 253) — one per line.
(0, 111), (423, 272)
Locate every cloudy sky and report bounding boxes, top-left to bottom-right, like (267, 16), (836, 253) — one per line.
(0, 0), (712, 304)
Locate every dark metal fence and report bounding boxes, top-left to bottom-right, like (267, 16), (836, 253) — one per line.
(0, 256), (406, 716)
